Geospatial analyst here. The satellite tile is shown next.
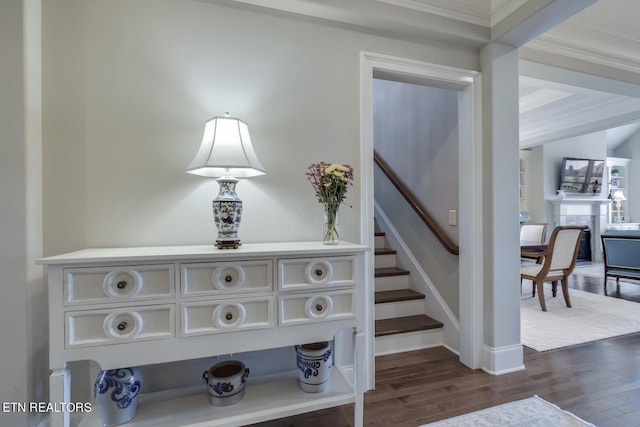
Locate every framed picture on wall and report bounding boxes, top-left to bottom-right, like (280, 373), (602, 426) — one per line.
(559, 157), (605, 194)
(610, 177), (621, 188)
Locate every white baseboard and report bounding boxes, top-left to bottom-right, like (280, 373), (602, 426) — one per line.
(482, 343), (525, 375)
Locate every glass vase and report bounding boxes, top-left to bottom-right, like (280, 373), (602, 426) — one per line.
(323, 203), (340, 245)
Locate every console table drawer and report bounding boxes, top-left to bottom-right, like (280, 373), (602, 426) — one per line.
(181, 260), (273, 296)
(65, 305), (174, 348)
(64, 265), (174, 305)
(181, 297), (274, 336)
(278, 256), (355, 290)
(279, 290), (355, 326)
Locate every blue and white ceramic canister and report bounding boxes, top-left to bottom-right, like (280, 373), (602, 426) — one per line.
(94, 367), (142, 427)
(202, 360), (250, 406)
(295, 341), (333, 393)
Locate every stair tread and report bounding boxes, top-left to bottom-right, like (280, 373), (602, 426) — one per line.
(375, 289), (425, 304)
(375, 247), (397, 256)
(374, 231), (386, 237)
(375, 315), (443, 337)
(375, 267), (410, 277)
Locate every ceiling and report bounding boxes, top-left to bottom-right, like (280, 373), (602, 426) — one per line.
(522, 0), (640, 149)
(221, 0), (640, 150)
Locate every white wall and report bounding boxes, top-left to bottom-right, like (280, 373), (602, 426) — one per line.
(40, 0), (478, 401)
(41, 0), (478, 256)
(372, 78), (460, 315)
(539, 132), (608, 223)
(0, 1), (46, 426)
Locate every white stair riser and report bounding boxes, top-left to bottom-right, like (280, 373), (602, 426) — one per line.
(375, 300), (424, 320)
(374, 235), (386, 248)
(374, 254), (396, 268)
(375, 329), (443, 356)
(375, 275), (409, 291)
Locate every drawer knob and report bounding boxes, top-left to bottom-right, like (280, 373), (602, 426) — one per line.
(305, 296), (333, 319)
(212, 303), (246, 328)
(103, 270), (143, 298)
(103, 311), (143, 339)
(305, 261), (333, 284)
(212, 266), (246, 290)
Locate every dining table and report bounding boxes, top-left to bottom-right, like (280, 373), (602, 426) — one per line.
(520, 241), (548, 262)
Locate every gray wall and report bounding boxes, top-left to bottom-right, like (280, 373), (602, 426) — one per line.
(373, 78), (460, 316)
(535, 132), (608, 224)
(37, 0), (478, 403)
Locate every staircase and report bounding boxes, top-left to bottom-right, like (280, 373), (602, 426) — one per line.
(374, 229), (444, 356)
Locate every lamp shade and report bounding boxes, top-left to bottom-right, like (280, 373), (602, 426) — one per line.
(613, 189), (627, 202)
(186, 115), (266, 178)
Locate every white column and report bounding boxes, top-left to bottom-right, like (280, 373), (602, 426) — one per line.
(0, 1), (45, 426)
(479, 42), (524, 374)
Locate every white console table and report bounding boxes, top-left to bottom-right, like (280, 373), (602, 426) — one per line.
(38, 242), (368, 427)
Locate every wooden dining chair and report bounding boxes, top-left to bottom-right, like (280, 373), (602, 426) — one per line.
(520, 222), (547, 263)
(520, 225), (585, 311)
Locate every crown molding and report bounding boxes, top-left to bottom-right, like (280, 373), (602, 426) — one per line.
(376, 0), (490, 27)
(568, 17), (640, 44)
(525, 36), (640, 75)
(490, 0), (528, 26)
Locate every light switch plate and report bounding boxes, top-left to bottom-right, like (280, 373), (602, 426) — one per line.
(448, 210), (457, 226)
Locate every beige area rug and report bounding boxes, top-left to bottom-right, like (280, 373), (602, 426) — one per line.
(421, 396), (596, 426)
(521, 282), (640, 351)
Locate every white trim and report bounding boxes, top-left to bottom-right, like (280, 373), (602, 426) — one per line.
(491, 0), (528, 27)
(482, 343), (525, 375)
(526, 36), (640, 75)
(458, 73), (484, 370)
(359, 52), (376, 393)
(360, 51), (483, 371)
(375, 0), (490, 27)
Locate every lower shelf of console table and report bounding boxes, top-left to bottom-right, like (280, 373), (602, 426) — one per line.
(77, 368), (354, 427)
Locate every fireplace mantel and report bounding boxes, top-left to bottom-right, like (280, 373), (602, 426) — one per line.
(548, 198), (611, 204)
(547, 198), (611, 261)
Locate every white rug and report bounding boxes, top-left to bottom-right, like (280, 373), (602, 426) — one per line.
(521, 282), (640, 351)
(421, 396), (596, 426)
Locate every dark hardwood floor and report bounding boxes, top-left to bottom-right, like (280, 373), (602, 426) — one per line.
(253, 269), (640, 427)
(571, 263), (640, 303)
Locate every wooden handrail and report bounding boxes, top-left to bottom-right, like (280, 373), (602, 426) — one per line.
(374, 151), (459, 256)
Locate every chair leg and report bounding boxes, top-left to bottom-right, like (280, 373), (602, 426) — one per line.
(604, 276), (608, 296)
(535, 280), (547, 311)
(551, 281), (558, 297)
(561, 278), (571, 308)
(532, 280), (536, 297)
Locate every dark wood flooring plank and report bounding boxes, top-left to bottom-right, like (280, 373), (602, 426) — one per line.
(250, 269), (640, 427)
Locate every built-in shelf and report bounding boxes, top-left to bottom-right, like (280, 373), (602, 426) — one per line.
(606, 157), (631, 224)
(78, 369), (354, 427)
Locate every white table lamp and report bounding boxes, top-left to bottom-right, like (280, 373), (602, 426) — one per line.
(187, 113), (265, 248)
(613, 189), (627, 223)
